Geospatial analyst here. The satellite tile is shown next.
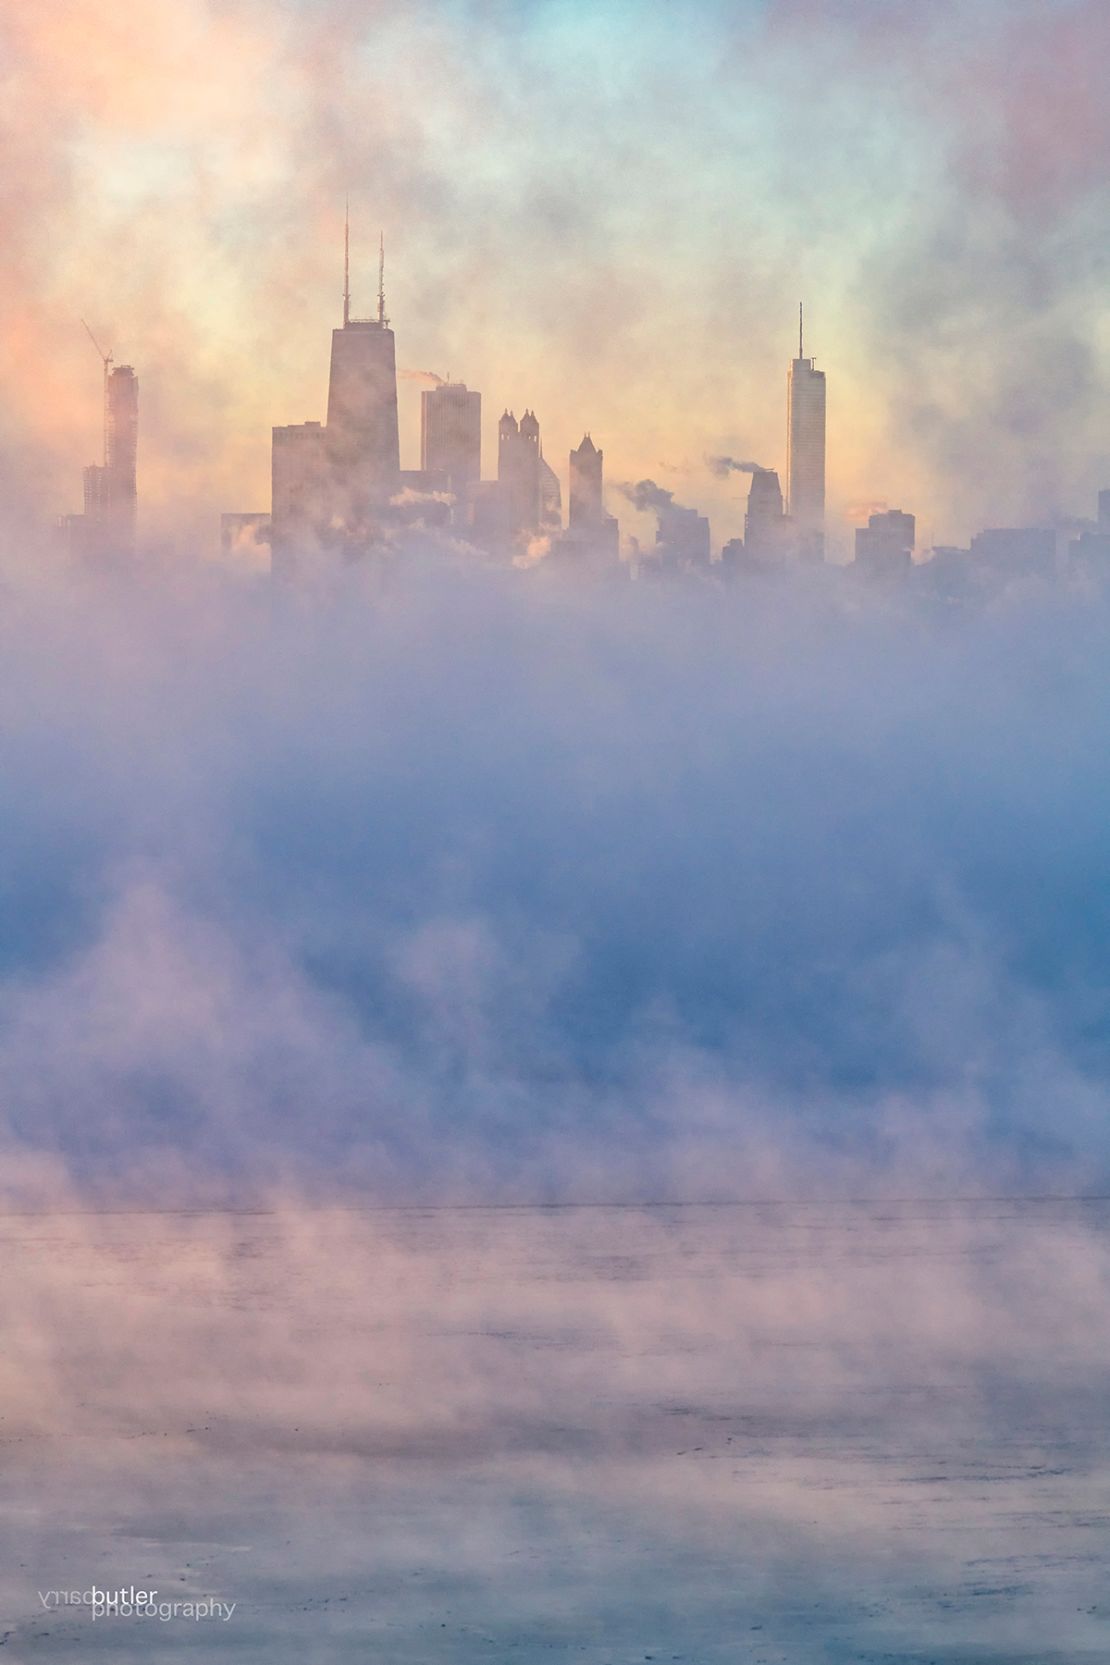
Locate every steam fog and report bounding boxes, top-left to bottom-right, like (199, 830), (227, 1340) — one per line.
(5, 1199), (1110, 1659)
(4, 547), (1109, 1205)
(7, 475), (1110, 1663)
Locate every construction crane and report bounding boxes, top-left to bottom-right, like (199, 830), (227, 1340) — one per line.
(80, 319), (112, 468)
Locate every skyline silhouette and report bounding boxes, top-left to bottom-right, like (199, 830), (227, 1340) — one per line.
(12, 0), (1109, 557)
(55, 229), (1110, 594)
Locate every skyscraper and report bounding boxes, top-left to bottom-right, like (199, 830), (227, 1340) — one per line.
(268, 218), (402, 570)
(497, 409), (542, 542)
(105, 364), (138, 545)
(654, 501), (710, 569)
(787, 305), (826, 559)
(567, 434), (619, 559)
(744, 467), (786, 561)
(65, 356), (138, 558)
(271, 421), (329, 574)
(854, 509), (915, 571)
(421, 382), (481, 504)
(325, 230), (400, 517)
(569, 435), (603, 527)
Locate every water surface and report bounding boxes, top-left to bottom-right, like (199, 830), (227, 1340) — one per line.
(2, 1200), (1108, 1661)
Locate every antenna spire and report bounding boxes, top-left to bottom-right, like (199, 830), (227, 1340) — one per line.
(343, 199), (350, 327)
(378, 231), (387, 326)
(799, 301), (804, 361)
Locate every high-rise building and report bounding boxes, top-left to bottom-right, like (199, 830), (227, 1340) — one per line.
(564, 434), (619, 560)
(855, 509), (915, 570)
(64, 356), (138, 559)
(654, 501), (710, 569)
(420, 382), (480, 504)
(271, 422), (329, 573)
(744, 467), (786, 561)
(325, 231), (400, 519)
(267, 220), (401, 570)
(105, 364), (138, 545)
(569, 435), (603, 527)
(497, 409), (542, 542)
(787, 305), (826, 560)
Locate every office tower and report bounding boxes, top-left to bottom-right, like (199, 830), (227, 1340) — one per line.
(497, 409), (542, 541)
(83, 464), (110, 518)
(854, 509), (915, 570)
(104, 364), (138, 545)
(325, 231), (400, 517)
(519, 410), (541, 453)
(498, 409), (522, 526)
(265, 218), (403, 571)
(80, 366), (139, 546)
(420, 382), (481, 502)
(744, 467), (785, 560)
(271, 422), (329, 574)
(566, 434), (619, 559)
(787, 305), (826, 559)
(67, 348), (138, 558)
(569, 435), (603, 526)
(654, 500), (710, 568)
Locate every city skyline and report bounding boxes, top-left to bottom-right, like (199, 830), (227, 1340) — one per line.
(58, 231), (1110, 590)
(68, 220), (841, 569)
(9, 7), (1110, 1659)
(9, 1), (1110, 558)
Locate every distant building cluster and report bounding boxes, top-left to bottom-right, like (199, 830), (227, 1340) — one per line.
(57, 227), (1110, 600)
(212, 231), (623, 575)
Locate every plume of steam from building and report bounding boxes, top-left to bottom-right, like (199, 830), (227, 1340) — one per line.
(619, 479), (710, 567)
(707, 456), (770, 479)
(619, 478), (675, 514)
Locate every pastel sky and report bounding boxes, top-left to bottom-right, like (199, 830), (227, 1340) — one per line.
(4, 0), (1110, 551)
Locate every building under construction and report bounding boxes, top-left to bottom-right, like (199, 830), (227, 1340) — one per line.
(62, 327), (138, 559)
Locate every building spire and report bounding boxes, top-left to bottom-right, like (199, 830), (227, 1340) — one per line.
(798, 301), (804, 361)
(343, 199), (350, 327)
(378, 231), (387, 326)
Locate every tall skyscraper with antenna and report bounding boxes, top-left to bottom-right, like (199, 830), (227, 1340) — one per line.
(325, 216), (401, 513)
(786, 303), (826, 560)
(270, 213), (401, 570)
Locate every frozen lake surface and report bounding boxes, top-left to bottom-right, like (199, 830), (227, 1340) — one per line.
(1, 1199), (1109, 1661)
